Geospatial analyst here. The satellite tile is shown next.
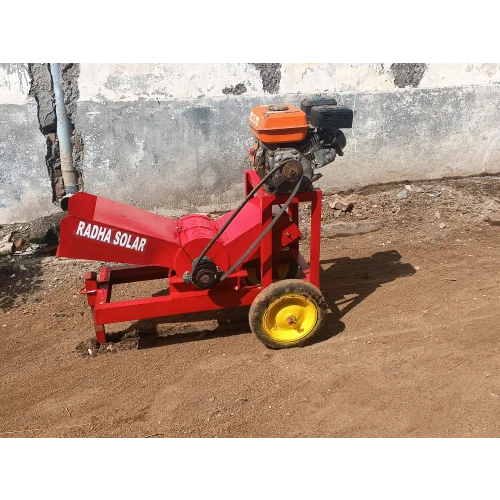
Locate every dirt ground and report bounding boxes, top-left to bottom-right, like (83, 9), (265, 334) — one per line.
(1, 176), (500, 438)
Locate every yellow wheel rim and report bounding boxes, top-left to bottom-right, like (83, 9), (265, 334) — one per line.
(263, 294), (317, 342)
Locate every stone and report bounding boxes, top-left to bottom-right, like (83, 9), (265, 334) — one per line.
(328, 196), (354, 213)
(14, 238), (25, 248)
(0, 242), (14, 256)
(484, 216), (500, 226)
(405, 184), (424, 193)
(439, 222), (446, 229)
(1, 232), (12, 243)
(321, 220), (382, 238)
(396, 189), (408, 199)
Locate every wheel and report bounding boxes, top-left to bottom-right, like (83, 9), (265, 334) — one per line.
(245, 261), (299, 286)
(249, 279), (328, 349)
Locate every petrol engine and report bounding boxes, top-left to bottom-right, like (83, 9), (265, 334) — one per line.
(247, 97), (353, 194)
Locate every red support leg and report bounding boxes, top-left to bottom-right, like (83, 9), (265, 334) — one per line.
(83, 270), (108, 344)
(309, 190), (322, 288)
(93, 311), (106, 344)
(260, 196), (274, 287)
(289, 201), (299, 225)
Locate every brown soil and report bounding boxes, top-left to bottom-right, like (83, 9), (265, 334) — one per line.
(1, 176), (500, 438)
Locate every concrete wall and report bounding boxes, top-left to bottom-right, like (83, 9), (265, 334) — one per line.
(2, 63), (500, 222)
(0, 64), (56, 223)
(76, 63), (500, 215)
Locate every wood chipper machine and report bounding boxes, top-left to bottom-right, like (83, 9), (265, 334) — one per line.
(57, 97), (353, 349)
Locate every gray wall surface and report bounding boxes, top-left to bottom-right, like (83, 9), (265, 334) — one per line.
(0, 64), (55, 223)
(2, 63), (500, 223)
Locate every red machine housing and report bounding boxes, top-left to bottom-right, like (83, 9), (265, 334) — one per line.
(57, 169), (323, 344)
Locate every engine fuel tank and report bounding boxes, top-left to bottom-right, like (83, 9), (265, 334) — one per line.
(247, 103), (309, 144)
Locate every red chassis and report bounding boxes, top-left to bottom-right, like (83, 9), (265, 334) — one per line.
(57, 169), (322, 344)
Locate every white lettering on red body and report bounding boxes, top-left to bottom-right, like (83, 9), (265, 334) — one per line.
(75, 222), (147, 252)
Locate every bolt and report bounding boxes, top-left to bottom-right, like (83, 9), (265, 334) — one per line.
(286, 315), (297, 325)
(199, 274), (211, 284)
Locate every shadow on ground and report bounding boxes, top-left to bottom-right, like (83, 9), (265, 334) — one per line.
(320, 250), (416, 321)
(103, 250), (416, 351)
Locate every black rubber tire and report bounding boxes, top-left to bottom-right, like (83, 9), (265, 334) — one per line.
(249, 279), (328, 349)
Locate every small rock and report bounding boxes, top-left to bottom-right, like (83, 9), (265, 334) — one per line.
(405, 184), (424, 193)
(484, 216), (500, 226)
(396, 189), (408, 199)
(1, 232), (12, 243)
(435, 211), (441, 219)
(2, 324), (7, 328)
(328, 196), (354, 213)
(209, 397), (215, 402)
(0, 242), (14, 256)
(439, 222), (446, 229)
(14, 238), (26, 249)
(415, 266), (421, 271)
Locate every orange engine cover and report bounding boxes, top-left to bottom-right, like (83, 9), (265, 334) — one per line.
(247, 103), (309, 143)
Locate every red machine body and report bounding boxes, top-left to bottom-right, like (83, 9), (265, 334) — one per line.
(56, 97), (356, 348)
(57, 169), (323, 345)
(58, 187), (301, 276)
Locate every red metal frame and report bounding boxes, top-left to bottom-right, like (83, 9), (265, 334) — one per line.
(79, 169), (323, 344)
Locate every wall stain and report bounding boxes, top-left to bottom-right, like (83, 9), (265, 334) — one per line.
(391, 63), (427, 88)
(183, 106), (214, 139)
(222, 83), (247, 95)
(251, 63), (281, 94)
(0, 63), (30, 93)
